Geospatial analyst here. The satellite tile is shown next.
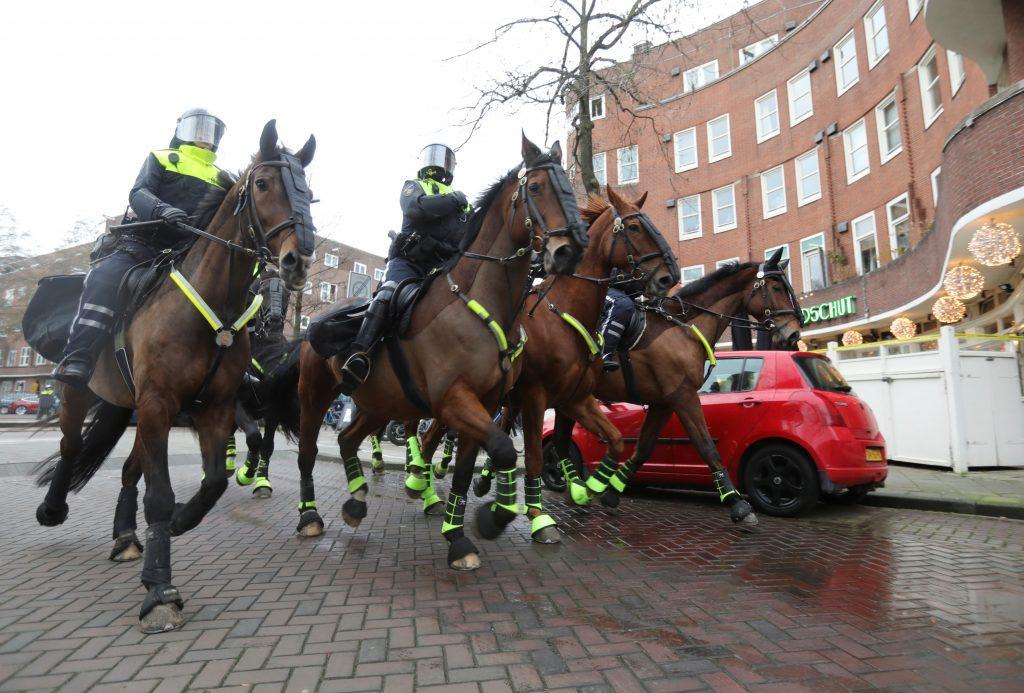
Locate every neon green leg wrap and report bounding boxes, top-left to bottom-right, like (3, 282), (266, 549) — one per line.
(441, 491), (467, 537)
(479, 457), (492, 479)
(712, 469), (739, 503)
(235, 454), (257, 486)
(344, 456), (368, 495)
(370, 435), (385, 472)
(404, 436), (428, 493)
(586, 455), (618, 494)
(421, 458), (442, 512)
(434, 437), (455, 480)
(530, 513), (557, 535)
(252, 458), (272, 494)
(225, 435), (237, 473)
(560, 458), (590, 506)
(492, 468), (520, 516)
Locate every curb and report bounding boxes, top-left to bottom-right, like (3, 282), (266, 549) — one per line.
(862, 492), (1024, 520)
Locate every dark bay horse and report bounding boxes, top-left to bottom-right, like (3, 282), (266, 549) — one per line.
(35, 120), (316, 633)
(555, 249), (802, 527)
(291, 134), (586, 571)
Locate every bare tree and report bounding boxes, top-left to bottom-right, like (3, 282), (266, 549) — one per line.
(0, 207), (31, 268)
(59, 216), (107, 250)
(453, 0), (687, 194)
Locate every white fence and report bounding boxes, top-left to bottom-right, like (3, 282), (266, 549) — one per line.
(825, 326), (1024, 471)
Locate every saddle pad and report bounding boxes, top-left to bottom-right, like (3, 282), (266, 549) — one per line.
(307, 300), (369, 359)
(23, 274), (86, 362)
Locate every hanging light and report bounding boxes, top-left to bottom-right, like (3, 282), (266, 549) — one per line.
(797, 340), (808, 352)
(890, 317), (917, 340)
(932, 295), (967, 323)
(842, 330), (863, 346)
(968, 221), (1021, 267)
(943, 265), (985, 300)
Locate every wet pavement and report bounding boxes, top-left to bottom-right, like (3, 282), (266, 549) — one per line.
(0, 454), (1022, 692)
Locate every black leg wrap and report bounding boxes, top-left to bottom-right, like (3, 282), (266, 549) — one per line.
(474, 503), (517, 541)
(36, 499), (69, 527)
(600, 489), (621, 508)
(472, 474), (492, 498)
(447, 535), (478, 566)
(342, 497), (368, 520)
(139, 583), (184, 620)
(112, 487), (139, 538)
(296, 509), (323, 533)
(109, 531), (144, 561)
(141, 521), (172, 589)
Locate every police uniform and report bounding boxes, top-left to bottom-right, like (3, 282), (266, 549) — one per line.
(339, 144), (470, 394)
(54, 109), (226, 387)
(600, 272), (644, 371)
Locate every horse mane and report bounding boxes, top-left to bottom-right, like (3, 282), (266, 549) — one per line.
(673, 260), (758, 299)
(579, 194), (610, 225)
(193, 169), (240, 230)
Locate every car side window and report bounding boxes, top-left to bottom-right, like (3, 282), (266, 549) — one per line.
(740, 358), (765, 391)
(700, 358), (764, 394)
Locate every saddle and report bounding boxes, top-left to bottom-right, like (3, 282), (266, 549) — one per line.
(598, 299), (647, 355)
(307, 300), (369, 359)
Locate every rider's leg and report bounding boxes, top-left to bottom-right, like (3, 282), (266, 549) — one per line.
(599, 288), (634, 373)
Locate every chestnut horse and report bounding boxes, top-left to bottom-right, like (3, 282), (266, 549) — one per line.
(554, 249), (802, 527)
(291, 134), (586, 571)
(35, 120), (316, 633)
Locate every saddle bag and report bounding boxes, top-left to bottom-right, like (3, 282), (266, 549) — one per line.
(307, 301), (370, 359)
(23, 274), (86, 362)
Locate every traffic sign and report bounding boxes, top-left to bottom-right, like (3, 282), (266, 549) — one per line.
(348, 271), (371, 298)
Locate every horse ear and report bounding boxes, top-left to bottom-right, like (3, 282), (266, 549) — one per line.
(606, 185), (624, 209)
(767, 247), (784, 268)
(260, 120), (279, 160)
(549, 140), (563, 165)
(634, 191), (648, 209)
(296, 134), (316, 168)
(521, 131), (542, 165)
(779, 258), (790, 271)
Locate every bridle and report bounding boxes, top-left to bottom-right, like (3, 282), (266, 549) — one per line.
(571, 205), (680, 289)
(232, 152), (315, 266)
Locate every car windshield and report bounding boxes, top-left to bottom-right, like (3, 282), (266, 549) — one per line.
(795, 356), (852, 393)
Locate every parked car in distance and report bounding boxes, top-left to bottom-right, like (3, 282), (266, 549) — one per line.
(2, 394), (40, 415)
(542, 351), (888, 516)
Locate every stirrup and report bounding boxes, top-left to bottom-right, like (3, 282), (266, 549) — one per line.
(340, 352), (371, 394)
(602, 353), (621, 372)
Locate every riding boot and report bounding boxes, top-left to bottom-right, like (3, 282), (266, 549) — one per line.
(600, 330), (624, 373)
(340, 282), (397, 395)
(53, 321), (111, 388)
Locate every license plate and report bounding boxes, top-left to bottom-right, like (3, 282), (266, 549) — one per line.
(865, 448), (883, 462)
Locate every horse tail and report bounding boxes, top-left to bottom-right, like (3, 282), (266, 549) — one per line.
(35, 401), (132, 492)
(261, 340), (303, 440)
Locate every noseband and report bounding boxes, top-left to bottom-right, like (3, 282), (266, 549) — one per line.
(750, 263), (804, 332)
(232, 154), (315, 265)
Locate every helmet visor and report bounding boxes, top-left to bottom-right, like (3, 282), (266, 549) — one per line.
(420, 144), (456, 173)
(176, 113), (225, 148)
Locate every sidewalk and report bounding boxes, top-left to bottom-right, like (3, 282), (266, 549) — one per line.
(864, 463), (1024, 519)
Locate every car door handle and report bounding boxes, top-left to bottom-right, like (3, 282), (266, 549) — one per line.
(741, 399), (760, 408)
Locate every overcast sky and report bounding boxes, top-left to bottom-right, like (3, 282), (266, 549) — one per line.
(0, 0), (745, 258)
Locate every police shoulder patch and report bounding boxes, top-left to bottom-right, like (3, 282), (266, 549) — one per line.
(402, 183), (415, 197)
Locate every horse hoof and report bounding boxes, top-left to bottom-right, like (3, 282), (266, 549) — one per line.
(474, 503), (516, 541)
(253, 487), (272, 499)
(109, 532), (143, 562)
(342, 498), (368, 527)
(371, 463), (385, 476)
(36, 501), (69, 527)
(736, 512), (759, 532)
(600, 490), (621, 508)
(433, 463), (447, 480)
(296, 510), (324, 537)
(447, 535), (480, 570)
(472, 475), (491, 498)
(532, 525), (561, 544)
(450, 553), (481, 571)
(423, 499), (444, 516)
(139, 604), (186, 634)
(404, 477), (427, 498)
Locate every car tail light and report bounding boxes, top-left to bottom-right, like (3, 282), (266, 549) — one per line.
(813, 392), (847, 427)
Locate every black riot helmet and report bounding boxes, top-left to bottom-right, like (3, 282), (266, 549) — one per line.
(417, 143), (456, 185)
(170, 108), (226, 151)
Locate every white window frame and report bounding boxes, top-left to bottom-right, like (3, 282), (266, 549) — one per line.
(303, 281), (312, 295)
(593, 152), (607, 186)
(319, 282), (337, 303)
(373, 268), (385, 282)
(706, 114), (731, 163)
(874, 92), (902, 164)
(787, 69), (813, 126)
(843, 118), (871, 184)
(677, 194), (701, 240)
(19, 347), (30, 367)
(15, 381), (24, 392)
(716, 257), (740, 269)
(760, 165), (787, 219)
(34, 352), (46, 366)
(947, 50), (965, 95)
(617, 145), (639, 184)
(683, 60), (718, 93)
(864, 1), (889, 68)
(712, 184), (737, 233)
(908, 0), (923, 21)
(795, 148), (822, 206)
(852, 211), (879, 276)
(931, 166), (941, 205)
(589, 94), (606, 120)
(6, 351), (15, 367)
(681, 264), (704, 285)
(324, 253), (339, 268)
(754, 90), (780, 143)
(834, 30), (860, 96)
(800, 232), (828, 293)
(739, 35), (778, 65)
(886, 193), (911, 259)
(764, 244), (792, 281)
(673, 127), (697, 173)
(918, 45), (943, 128)
(352, 261), (367, 275)
(299, 316), (310, 330)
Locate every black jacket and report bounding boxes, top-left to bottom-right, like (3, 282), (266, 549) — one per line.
(127, 149), (224, 248)
(393, 179), (469, 266)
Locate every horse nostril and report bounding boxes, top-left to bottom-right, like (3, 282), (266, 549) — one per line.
(280, 251), (298, 269)
(553, 245), (575, 268)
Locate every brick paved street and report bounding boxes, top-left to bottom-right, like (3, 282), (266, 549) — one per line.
(1, 453), (1022, 692)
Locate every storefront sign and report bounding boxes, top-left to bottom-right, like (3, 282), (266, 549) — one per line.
(802, 295), (857, 324)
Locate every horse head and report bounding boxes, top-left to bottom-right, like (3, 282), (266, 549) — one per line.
(743, 247), (802, 349)
(603, 187), (680, 297)
(520, 133), (587, 276)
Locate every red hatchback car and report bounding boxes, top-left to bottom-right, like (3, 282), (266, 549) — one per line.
(541, 351), (888, 516)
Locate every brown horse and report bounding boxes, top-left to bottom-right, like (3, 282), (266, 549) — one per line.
(291, 134), (586, 570)
(35, 120), (316, 633)
(554, 249), (802, 527)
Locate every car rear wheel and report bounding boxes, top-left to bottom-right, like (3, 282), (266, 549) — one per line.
(385, 421), (405, 447)
(541, 439), (584, 492)
(15, 406), (27, 415)
(742, 444), (820, 517)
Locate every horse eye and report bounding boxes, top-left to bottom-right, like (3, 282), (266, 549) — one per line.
(528, 182), (541, 193)
(255, 179), (269, 192)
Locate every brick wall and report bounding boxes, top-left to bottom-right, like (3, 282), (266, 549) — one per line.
(1005, 0), (1024, 84)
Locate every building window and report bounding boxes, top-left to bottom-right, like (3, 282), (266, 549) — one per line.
(947, 50), (965, 95)
(712, 184), (737, 232)
(707, 114), (731, 163)
(716, 257), (740, 269)
(324, 253), (339, 268)
(760, 166), (787, 218)
(373, 268), (385, 282)
(677, 194), (701, 240)
(864, 1), (889, 68)
(683, 60), (718, 92)
(593, 152), (607, 186)
(886, 194), (911, 259)
(918, 45), (943, 127)
(353, 261), (367, 275)
(34, 352), (45, 366)
(875, 92), (902, 163)
(673, 128), (697, 172)
(681, 264), (704, 285)
(300, 316), (310, 330)
(853, 212), (879, 275)
(589, 94), (606, 120)
(800, 233), (828, 292)
(931, 166), (941, 205)
(787, 69), (813, 126)
(843, 118), (870, 183)
(15, 380), (24, 392)
(908, 0), (923, 21)
(834, 30), (859, 95)
(320, 282), (337, 303)
(303, 281), (312, 295)
(6, 351), (15, 367)
(755, 90), (780, 143)
(19, 347), (30, 367)
(617, 145), (638, 184)
(764, 244), (792, 281)
(795, 149), (821, 206)
(739, 35), (778, 65)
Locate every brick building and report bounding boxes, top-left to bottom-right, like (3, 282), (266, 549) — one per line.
(582, 0), (1024, 347)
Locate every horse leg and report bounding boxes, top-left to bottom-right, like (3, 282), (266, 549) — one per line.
(369, 426), (385, 475)
(168, 400), (234, 537)
(436, 429), (456, 480)
(224, 432), (237, 473)
(110, 454), (144, 561)
(295, 352), (338, 536)
(234, 401), (262, 488)
(337, 409), (387, 527)
(35, 386), (90, 526)
(600, 405), (671, 509)
(251, 418), (275, 498)
(402, 420), (429, 498)
(521, 395), (559, 544)
(551, 410), (589, 506)
(471, 406), (508, 498)
(417, 421), (445, 515)
(671, 392), (757, 529)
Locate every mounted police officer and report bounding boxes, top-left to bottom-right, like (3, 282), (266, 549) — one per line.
(339, 143), (472, 394)
(53, 108), (227, 388)
(600, 270), (644, 372)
